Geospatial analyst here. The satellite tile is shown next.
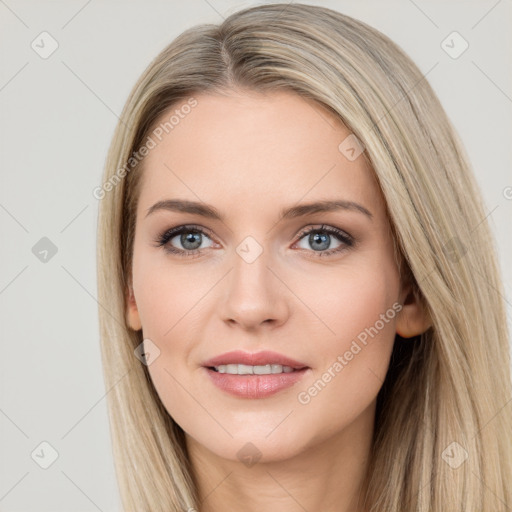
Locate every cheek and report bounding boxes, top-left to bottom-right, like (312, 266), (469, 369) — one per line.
(291, 262), (400, 432)
(290, 255), (400, 356)
(131, 250), (216, 421)
(132, 247), (214, 341)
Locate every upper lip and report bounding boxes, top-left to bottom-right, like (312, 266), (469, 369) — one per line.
(202, 350), (309, 370)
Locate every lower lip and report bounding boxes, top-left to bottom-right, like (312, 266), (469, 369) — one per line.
(204, 367), (310, 398)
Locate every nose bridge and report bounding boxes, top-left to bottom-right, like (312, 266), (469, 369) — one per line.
(220, 234), (288, 328)
(230, 235), (274, 303)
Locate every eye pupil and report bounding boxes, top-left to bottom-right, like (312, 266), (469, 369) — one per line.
(181, 232), (202, 250)
(310, 232), (330, 251)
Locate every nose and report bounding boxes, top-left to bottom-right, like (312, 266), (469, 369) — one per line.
(219, 244), (290, 331)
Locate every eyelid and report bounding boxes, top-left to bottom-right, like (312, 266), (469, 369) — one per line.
(294, 224), (353, 243)
(157, 224), (216, 241)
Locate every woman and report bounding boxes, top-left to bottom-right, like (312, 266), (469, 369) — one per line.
(96, 3), (512, 511)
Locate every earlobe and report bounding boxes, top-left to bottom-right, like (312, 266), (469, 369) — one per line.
(126, 287), (142, 331)
(395, 286), (431, 338)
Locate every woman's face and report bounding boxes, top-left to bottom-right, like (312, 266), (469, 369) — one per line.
(127, 89), (406, 463)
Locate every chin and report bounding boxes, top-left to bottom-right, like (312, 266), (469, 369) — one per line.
(185, 424), (313, 464)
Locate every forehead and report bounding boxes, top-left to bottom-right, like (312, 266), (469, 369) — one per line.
(137, 90), (383, 220)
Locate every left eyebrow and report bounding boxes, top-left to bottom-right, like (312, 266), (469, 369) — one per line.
(279, 199), (373, 220)
(144, 198), (373, 221)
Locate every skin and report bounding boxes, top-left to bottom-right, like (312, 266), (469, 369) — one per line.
(126, 89), (430, 512)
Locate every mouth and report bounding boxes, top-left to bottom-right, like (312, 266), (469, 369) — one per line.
(202, 350), (310, 398)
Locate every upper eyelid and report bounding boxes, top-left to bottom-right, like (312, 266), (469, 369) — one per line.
(295, 224), (352, 239)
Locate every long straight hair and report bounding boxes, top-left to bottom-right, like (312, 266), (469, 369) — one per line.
(96, 3), (512, 510)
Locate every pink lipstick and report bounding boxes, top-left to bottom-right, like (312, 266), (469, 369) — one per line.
(202, 350), (310, 399)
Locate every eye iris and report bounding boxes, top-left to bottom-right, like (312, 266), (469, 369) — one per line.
(310, 232), (330, 251)
(181, 232), (202, 250)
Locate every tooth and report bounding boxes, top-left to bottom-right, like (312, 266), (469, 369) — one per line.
(226, 364), (238, 374)
(254, 364), (272, 375)
(211, 364), (297, 375)
(238, 364), (254, 375)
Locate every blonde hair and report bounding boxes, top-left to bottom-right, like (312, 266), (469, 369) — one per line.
(96, 3), (512, 510)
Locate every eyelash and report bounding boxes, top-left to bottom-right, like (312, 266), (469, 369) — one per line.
(154, 224), (354, 259)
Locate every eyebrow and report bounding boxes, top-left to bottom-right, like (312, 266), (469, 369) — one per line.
(144, 198), (373, 221)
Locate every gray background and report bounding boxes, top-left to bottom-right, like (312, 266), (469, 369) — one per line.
(1, 0), (510, 510)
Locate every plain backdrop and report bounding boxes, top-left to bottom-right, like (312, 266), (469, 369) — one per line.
(0, 1), (511, 510)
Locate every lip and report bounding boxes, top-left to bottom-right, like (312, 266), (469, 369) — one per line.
(202, 350), (308, 370)
(202, 350), (310, 399)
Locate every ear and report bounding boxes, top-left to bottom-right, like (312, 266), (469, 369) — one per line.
(395, 283), (431, 338)
(126, 285), (142, 331)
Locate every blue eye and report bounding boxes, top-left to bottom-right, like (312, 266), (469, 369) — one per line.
(294, 224), (354, 257)
(155, 224), (354, 258)
(155, 225), (214, 257)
